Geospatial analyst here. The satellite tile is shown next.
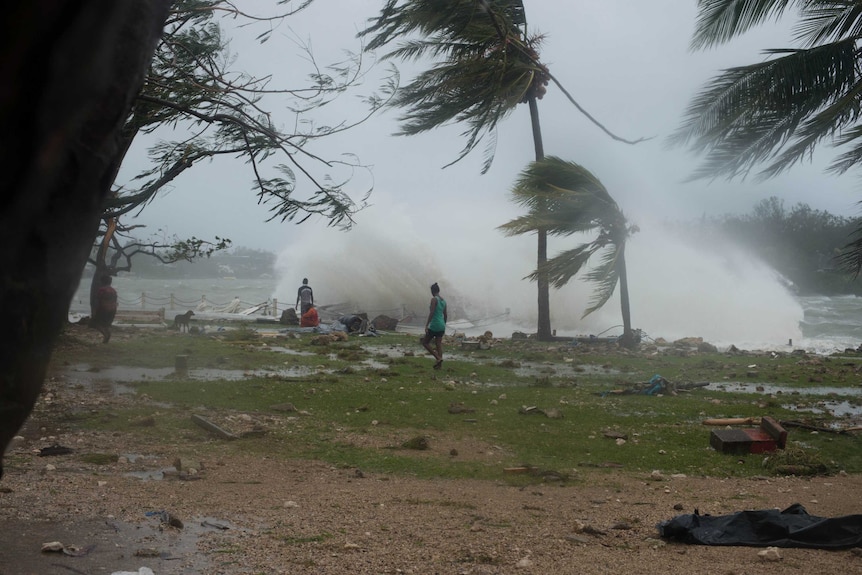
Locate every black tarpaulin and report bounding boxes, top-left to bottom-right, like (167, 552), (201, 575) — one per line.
(657, 503), (862, 549)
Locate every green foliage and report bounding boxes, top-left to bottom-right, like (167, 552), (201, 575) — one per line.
(675, 1), (862, 275)
(360, 0), (546, 173)
(106, 0), (394, 229)
(500, 157), (636, 342)
(686, 196), (861, 295)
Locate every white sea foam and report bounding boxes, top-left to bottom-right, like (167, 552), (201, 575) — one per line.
(273, 207), (808, 349)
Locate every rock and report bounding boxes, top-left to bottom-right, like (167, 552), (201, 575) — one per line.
(270, 402), (297, 412)
(41, 541), (64, 553)
(279, 308), (298, 325)
(516, 556), (533, 568)
(370, 314), (399, 330)
(173, 458), (202, 472)
(697, 341), (718, 352)
(757, 546), (782, 562)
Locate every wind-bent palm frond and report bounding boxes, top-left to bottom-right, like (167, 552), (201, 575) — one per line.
(690, 0), (798, 49)
(499, 157), (634, 319)
(360, 0), (546, 173)
(581, 242), (626, 318)
(670, 39), (861, 180)
(836, 217), (862, 276)
(682, 0), (862, 275)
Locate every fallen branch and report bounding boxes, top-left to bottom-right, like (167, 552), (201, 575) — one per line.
(702, 417), (760, 426)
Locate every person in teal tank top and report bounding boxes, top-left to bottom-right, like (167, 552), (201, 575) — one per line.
(422, 282), (448, 369)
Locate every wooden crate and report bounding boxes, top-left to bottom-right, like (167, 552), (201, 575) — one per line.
(709, 416), (786, 454)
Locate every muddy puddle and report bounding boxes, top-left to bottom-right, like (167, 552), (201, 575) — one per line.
(0, 513), (239, 574)
(707, 382), (862, 418)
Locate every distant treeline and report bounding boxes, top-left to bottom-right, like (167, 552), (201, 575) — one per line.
(685, 197), (861, 296)
(125, 246), (276, 279)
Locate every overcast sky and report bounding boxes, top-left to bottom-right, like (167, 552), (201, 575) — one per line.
(120, 1), (858, 345)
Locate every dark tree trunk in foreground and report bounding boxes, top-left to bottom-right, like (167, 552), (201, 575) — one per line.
(0, 0), (170, 478)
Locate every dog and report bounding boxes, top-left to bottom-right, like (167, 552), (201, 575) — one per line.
(173, 310), (195, 332)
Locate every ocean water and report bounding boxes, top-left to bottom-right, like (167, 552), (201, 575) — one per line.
(70, 276), (862, 354)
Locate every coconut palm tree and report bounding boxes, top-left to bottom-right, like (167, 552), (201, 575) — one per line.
(499, 157), (639, 347)
(361, 0), (641, 340)
(361, 0), (554, 338)
(671, 1), (862, 273)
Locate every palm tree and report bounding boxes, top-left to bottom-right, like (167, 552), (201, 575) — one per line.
(361, 0), (640, 340)
(361, 0), (554, 338)
(499, 157), (639, 347)
(671, 0), (862, 273)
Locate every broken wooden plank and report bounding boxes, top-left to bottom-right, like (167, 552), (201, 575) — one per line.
(702, 417), (760, 426)
(191, 414), (238, 440)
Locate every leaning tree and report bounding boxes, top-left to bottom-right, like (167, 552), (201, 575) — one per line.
(84, 0), (396, 316)
(500, 157), (639, 347)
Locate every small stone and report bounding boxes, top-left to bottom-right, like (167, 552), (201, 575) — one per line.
(41, 541), (64, 553)
(516, 557), (533, 568)
(758, 546), (782, 562)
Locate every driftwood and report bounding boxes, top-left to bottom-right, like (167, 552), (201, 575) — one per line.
(779, 420), (853, 435)
(191, 414), (238, 440)
(702, 417), (760, 426)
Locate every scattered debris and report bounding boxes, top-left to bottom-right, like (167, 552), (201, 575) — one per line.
(38, 445), (73, 456)
(191, 414), (239, 440)
(146, 510), (184, 529)
(709, 416), (787, 454)
(503, 465), (569, 481)
(758, 546), (782, 562)
(599, 375), (708, 396)
(518, 405), (563, 418)
(40, 541), (94, 556)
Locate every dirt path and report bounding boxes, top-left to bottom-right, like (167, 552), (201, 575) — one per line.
(3, 388), (862, 574)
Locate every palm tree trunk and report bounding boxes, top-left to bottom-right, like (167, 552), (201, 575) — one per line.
(528, 95), (553, 340)
(617, 248), (635, 348)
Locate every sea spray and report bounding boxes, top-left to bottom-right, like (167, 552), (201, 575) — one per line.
(274, 208), (804, 347)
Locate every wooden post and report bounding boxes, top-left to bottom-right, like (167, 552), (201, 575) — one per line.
(141, 292), (146, 309)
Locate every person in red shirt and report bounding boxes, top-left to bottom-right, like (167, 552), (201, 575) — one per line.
(300, 304), (319, 328)
(92, 274), (118, 343)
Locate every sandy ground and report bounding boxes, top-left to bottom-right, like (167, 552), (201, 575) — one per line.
(2, 333), (862, 574)
(3, 444), (862, 575)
